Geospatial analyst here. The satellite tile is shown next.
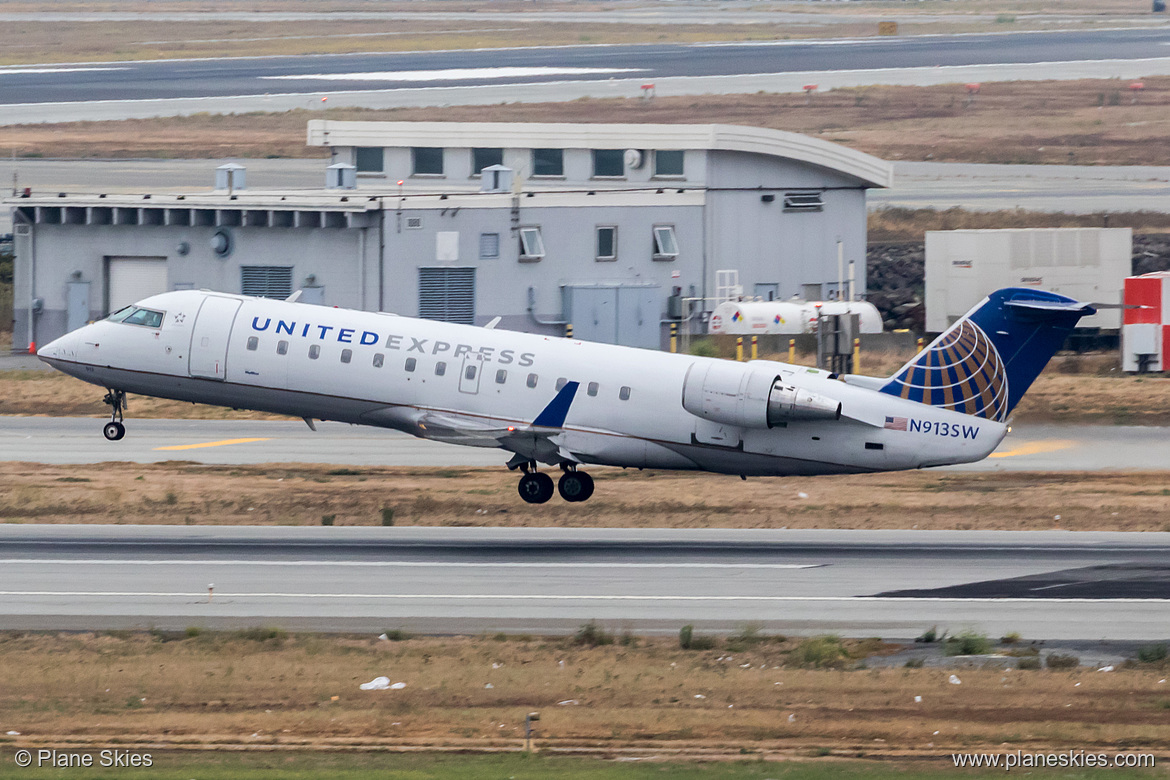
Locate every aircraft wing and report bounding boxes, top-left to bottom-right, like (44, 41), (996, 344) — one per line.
(417, 381), (583, 464)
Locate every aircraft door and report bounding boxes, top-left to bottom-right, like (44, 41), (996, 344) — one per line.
(188, 296), (242, 380)
(459, 353), (484, 394)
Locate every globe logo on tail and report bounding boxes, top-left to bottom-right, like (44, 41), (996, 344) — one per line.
(887, 320), (1009, 421)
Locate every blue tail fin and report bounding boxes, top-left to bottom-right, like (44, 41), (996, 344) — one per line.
(879, 288), (1095, 421)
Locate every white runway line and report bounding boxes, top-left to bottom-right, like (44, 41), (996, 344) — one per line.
(0, 559), (821, 569)
(261, 66), (641, 82)
(1, 591), (1168, 604)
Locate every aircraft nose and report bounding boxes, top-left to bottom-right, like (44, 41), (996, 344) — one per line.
(37, 330), (80, 362)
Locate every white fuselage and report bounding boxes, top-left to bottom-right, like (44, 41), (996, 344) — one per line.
(37, 290), (1007, 476)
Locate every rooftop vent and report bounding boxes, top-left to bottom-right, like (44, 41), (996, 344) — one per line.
(326, 162), (357, 190)
(215, 163), (246, 192)
(480, 164), (514, 194)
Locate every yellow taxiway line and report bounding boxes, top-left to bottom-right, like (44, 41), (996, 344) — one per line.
(153, 438), (272, 451)
(988, 439), (1076, 459)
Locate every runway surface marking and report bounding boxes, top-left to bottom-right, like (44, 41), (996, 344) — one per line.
(0, 559), (822, 570)
(261, 66), (641, 82)
(988, 439), (1077, 458)
(153, 437), (271, 451)
(0, 67), (128, 75)
(1, 591), (1168, 604)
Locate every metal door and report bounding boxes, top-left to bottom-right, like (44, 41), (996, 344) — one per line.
(66, 281), (90, 332)
(459, 353), (484, 394)
(189, 296), (241, 380)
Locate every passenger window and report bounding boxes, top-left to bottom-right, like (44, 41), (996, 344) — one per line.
(309, 345), (320, 359)
(340, 348), (352, 364)
(405, 357), (417, 372)
(465, 365), (477, 380)
(619, 386), (631, 401)
(277, 340), (288, 355)
(556, 377), (568, 391)
(435, 361), (447, 376)
(246, 336), (259, 351)
(587, 381), (599, 397)
(373, 353), (384, 368)
(527, 373), (538, 389)
(496, 369), (507, 384)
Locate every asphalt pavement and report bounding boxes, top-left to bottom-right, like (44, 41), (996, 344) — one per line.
(0, 525), (1166, 639)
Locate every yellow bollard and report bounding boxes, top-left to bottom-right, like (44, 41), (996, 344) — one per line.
(788, 338), (796, 364)
(565, 324), (573, 339)
(916, 337), (924, 352)
(670, 322), (678, 353)
(736, 337), (744, 362)
(751, 336), (758, 360)
(853, 337), (860, 374)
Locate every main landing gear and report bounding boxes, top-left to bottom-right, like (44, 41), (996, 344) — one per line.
(514, 462), (595, 504)
(102, 389), (127, 441)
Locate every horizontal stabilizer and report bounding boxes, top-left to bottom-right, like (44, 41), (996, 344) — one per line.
(1003, 299), (1095, 314)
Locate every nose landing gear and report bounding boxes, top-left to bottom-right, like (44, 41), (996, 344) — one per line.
(102, 389), (127, 441)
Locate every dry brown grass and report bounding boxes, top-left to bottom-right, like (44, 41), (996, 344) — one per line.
(1, 461), (1167, 531)
(11, 76), (1170, 165)
(3, 630), (1170, 756)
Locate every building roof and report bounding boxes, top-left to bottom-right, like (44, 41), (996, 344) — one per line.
(306, 120), (893, 189)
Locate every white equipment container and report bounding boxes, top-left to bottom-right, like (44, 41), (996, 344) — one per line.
(708, 300), (882, 335)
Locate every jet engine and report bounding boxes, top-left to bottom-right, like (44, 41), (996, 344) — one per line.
(681, 361), (841, 429)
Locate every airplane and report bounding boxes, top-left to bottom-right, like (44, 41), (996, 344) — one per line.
(36, 286), (1094, 504)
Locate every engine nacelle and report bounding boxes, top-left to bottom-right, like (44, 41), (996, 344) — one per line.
(681, 361), (841, 429)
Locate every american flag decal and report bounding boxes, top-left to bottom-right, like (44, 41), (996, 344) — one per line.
(884, 416), (908, 431)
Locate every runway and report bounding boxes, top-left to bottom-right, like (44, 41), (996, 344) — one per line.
(5, 28), (1170, 123)
(1, 526), (1167, 639)
(0, 417), (1164, 471)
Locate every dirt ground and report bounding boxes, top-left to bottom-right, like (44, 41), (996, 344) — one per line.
(8, 76), (1170, 165)
(1, 631), (1169, 759)
(0, 0), (1152, 65)
(0, 461), (1166, 531)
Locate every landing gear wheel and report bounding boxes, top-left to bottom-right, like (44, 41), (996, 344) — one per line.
(101, 388), (127, 441)
(103, 421), (126, 441)
(518, 472), (555, 504)
(558, 471), (594, 502)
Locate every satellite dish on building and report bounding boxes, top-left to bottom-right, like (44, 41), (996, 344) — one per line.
(624, 149), (644, 169)
(210, 228), (233, 258)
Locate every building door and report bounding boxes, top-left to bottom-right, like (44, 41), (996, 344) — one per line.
(66, 281), (90, 332)
(106, 256), (167, 313)
(189, 296), (241, 380)
(459, 353), (484, 395)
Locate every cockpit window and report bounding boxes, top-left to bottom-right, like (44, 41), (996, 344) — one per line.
(120, 308), (164, 328)
(106, 306), (135, 323)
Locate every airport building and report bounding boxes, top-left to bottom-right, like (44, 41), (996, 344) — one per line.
(8, 121), (892, 352)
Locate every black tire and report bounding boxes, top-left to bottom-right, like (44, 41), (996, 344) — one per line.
(558, 471), (594, 502)
(103, 421), (125, 441)
(518, 472), (554, 504)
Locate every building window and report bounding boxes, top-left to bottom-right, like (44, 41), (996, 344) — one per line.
(241, 266), (293, 299)
(587, 381), (599, 397)
(480, 232), (500, 260)
(412, 147), (444, 176)
(405, 357), (417, 372)
(373, 353), (384, 368)
(592, 149), (624, 178)
(654, 150), (685, 177)
(652, 225), (679, 260)
(472, 148), (503, 174)
(246, 336), (259, 351)
(435, 361), (447, 376)
(277, 340), (288, 355)
(519, 227), (545, 261)
(532, 148), (563, 177)
(496, 369), (507, 384)
(355, 147), (384, 173)
(419, 267), (475, 325)
(556, 377), (568, 391)
(309, 345), (320, 360)
(596, 226), (617, 261)
(340, 348), (352, 364)
(527, 373), (538, 388)
(783, 191), (825, 212)
(619, 386), (631, 401)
